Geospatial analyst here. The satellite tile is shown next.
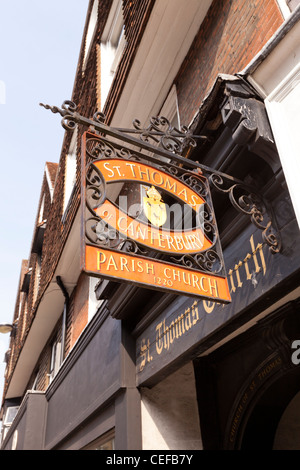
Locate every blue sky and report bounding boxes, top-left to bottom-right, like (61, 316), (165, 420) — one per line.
(0, 1), (89, 407)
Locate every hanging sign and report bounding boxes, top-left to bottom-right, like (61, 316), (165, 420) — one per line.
(81, 131), (231, 303)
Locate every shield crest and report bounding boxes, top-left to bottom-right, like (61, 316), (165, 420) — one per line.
(143, 186), (167, 227)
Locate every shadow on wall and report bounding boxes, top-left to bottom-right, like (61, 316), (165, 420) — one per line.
(140, 362), (203, 450)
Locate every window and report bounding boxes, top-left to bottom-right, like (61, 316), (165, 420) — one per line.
(32, 254), (42, 305)
(20, 295), (28, 341)
(100, 0), (126, 107)
(3, 407), (19, 426)
(31, 370), (39, 391)
(1, 408), (19, 445)
(82, 429), (115, 450)
(287, 0), (300, 12)
(88, 276), (104, 321)
(48, 339), (61, 384)
(276, 0), (299, 17)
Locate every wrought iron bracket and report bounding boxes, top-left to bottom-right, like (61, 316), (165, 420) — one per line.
(40, 100), (282, 254)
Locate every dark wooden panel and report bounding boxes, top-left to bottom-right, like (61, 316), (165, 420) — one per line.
(136, 215), (300, 386)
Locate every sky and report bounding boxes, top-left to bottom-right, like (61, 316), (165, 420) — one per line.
(0, 1), (89, 411)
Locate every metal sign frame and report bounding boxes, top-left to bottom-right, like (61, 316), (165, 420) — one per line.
(81, 131), (231, 302)
(41, 100), (282, 303)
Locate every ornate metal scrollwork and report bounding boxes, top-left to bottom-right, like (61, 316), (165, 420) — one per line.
(85, 214), (149, 256)
(168, 198), (223, 274)
(40, 101), (206, 156)
(85, 136), (143, 163)
(40, 100), (78, 131)
(85, 216), (119, 246)
(85, 162), (106, 212)
(171, 249), (222, 274)
(40, 100), (282, 257)
(132, 116), (203, 154)
(85, 157), (150, 257)
(209, 173), (281, 254)
(86, 137), (116, 161)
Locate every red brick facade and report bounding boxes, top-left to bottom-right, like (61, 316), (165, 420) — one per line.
(175, 0), (284, 125)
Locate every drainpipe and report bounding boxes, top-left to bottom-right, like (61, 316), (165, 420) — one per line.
(56, 276), (69, 366)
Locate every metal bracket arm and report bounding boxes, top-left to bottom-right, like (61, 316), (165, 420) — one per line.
(40, 100), (282, 254)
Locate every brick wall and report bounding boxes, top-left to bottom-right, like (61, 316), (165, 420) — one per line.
(175, 0), (284, 125)
(4, 172), (55, 392)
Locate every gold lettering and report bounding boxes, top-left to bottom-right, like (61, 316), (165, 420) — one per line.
(120, 257), (130, 272)
(244, 253), (252, 280)
(106, 255), (118, 270)
(117, 216), (127, 232)
(175, 314), (185, 337)
(164, 267), (171, 278)
(113, 165), (122, 176)
(139, 339), (151, 372)
(182, 271), (191, 285)
(202, 300), (215, 314)
(146, 263), (154, 275)
(258, 357), (282, 380)
(234, 261), (243, 288)
(174, 236), (184, 251)
(193, 233), (204, 249)
(164, 178), (177, 194)
(158, 233), (166, 248)
(250, 235), (266, 275)
(208, 278), (219, 297)
(169, 321), (175, 344)
(103, 162), (115, 178)
(137, 261), (143, 273)
(191, 301), (199, 325)
(155, 323), (163, 355)
(190, 194), (199, 207)
(97, 251), (106, 270)
(136, 224), (147, 240)
(126, 221), (135, 237)
(177, 187), (188, 201)
(166, 235), (176, 251)
(192, 274), (200, 289)
(125, 162), (136, 177)
(138, 166), (150, 181)
(185, 307), (192, 330)
(163, 320), (169, 350)
(199, 276), (208, 293)
(228, 269), (236, 293)
(152, 171), (164, 185)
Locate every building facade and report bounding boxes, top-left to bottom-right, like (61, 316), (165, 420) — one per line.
(1, 0), (300, 450)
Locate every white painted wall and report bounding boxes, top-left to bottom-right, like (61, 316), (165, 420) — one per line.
(265, 64), (300, 229)
(245, 16), (300, 229)
(141, 362), (203, 450)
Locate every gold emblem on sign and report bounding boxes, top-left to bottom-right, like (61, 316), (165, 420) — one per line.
(143, 186), (167, 227)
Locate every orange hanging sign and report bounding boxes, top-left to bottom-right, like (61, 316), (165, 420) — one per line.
(81, 132), (231, 303)
(85, 245), (231, 302)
